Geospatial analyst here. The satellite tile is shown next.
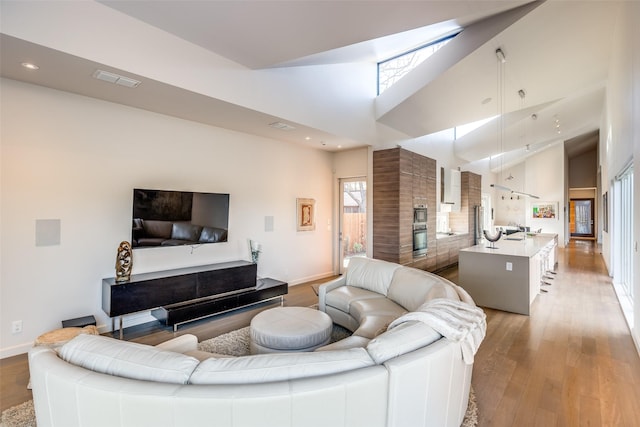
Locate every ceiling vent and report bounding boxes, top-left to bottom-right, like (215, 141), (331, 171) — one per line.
(269, 121), (296, 131)
(93, 70), (141, 88)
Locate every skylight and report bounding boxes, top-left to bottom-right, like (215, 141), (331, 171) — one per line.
(377, 31), (460, 95)
(455, 115), (497, 139)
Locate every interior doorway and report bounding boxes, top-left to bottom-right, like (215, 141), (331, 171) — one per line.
(569, 198), (595, 238)
(339, 178), (367, 274)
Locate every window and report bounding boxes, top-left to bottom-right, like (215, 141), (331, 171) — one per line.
(377, 31), (460, 95)
(614, 165), (634, 299)
(612, 162), (634, 328)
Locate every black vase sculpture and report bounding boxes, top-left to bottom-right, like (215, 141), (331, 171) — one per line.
(115, 241), (133, 282)
(483, 229), (503, 249)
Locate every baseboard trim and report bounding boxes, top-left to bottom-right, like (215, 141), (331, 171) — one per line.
(1, 342), (33, 359)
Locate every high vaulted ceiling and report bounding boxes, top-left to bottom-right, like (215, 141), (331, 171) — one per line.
(1, 0), (616, 169)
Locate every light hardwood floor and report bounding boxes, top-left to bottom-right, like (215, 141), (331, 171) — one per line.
(2, 240), (639, 426)
(468, 239), (640, 426)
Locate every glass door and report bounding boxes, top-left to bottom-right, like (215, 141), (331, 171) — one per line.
(613, 167), (634, 300)
(570, 199), (595, 237)
(339, 178), (367, 273)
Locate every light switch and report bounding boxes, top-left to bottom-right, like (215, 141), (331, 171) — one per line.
(506, 262), (513, 271)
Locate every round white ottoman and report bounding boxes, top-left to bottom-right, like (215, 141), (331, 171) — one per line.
(250, 307), (333, 354)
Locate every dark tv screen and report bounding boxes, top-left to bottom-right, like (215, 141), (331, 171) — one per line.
(131, 189), (229, 249)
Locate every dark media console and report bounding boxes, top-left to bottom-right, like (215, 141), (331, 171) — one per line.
(102, 260), (288, 337)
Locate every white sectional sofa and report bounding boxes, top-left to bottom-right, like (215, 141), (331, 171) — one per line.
(28, 257), (485, 427)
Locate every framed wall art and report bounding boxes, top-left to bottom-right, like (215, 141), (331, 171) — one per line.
(296, 198), (316, 231)
(532, 201), (558, 219)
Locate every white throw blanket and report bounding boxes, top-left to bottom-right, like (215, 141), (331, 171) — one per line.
(387, 298), (486, 364)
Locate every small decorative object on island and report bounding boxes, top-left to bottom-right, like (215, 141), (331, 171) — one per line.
(483, 229), (503, 249)
(115, 241), (133, 282)
(249, 239), (261, 264)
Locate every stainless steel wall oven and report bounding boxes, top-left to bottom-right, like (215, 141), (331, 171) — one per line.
(413, 204), (428, 256)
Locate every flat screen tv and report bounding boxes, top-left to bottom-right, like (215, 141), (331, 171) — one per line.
(131, 188), (229, 249)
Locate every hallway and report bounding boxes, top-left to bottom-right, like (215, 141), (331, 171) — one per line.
(469, 240), (640, 426)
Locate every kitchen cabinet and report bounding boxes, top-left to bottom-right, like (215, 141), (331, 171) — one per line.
(459, 233), (558, 315)
(441, 168), (461, 212)
(435, 233), (469, 270)
(373, 148), (436, 270)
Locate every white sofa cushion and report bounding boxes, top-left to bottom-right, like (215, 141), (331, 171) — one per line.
(324, 285), (385, 313)
(354, 314), (403, 339)
(345, 257), (400, 296)
(349, 297), (407, 321)
(154, 333), (198, 353)
(387, 267), (460, 311)
(366, 321), (442, 364)
(315, 335), (371, 351)
(189, 348), (374, 384)
(59, 334), (200, 384)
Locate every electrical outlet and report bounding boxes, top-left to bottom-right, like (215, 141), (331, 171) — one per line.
(506, 262), (513, 271)
(11, 320), (23, 334)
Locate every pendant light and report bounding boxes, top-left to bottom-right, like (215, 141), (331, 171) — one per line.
(489, 48), (539, 199)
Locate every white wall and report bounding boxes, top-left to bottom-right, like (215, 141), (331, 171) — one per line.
(525, 143), (566, 246)
(481, 143), (566, 244)
(601, 1), (640, 353)
(569, 149), (598, 188)
(331, 147), (370, 267)
(401, 129), (494, 213)
(493, 163), (527, 226)
(0, 78), (335, 357)
(634, 1), (640, 353)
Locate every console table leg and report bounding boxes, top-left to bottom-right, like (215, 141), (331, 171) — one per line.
(119, 316), (123, 340)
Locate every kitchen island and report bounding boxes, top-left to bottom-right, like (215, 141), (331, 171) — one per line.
(458, 232), (557, 315)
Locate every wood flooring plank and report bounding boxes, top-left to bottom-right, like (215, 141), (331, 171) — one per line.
(538, 377), (562, 414)
(533, 408), (557, 427)
(597, 355), (625, 427)
(559, 365), (582, 427)
(616, 379), (640, 427)
(579, 395), (602, 427)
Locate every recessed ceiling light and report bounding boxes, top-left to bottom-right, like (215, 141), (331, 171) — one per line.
(305, 136), (311, 141)
(21, 62), (39, 70)
(337, 145), (342, 149)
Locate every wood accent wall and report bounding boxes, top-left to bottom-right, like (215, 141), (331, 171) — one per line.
(373, 148), (436, 270)
(449, 171), (482, 247)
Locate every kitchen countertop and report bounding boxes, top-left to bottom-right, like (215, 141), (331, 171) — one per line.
(435, 232), (468, 240)
(460, 232), (557, 257)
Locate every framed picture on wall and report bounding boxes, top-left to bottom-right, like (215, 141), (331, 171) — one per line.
(532, 201), (558, 219)
(296, 198), (316, 231)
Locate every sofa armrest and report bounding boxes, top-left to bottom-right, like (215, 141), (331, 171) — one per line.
(155, 334), (198, 354)
(318, 275), (346, 312)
